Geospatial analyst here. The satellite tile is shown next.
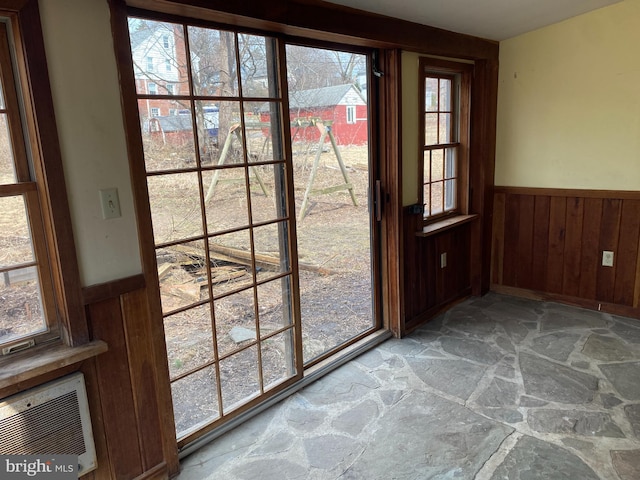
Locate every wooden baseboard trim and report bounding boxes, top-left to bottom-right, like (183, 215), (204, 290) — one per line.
(132, 462), (168, 480)
(491, 285), (640, 320)
(82, 274), (146, 305)
(494, 186), (640, 200)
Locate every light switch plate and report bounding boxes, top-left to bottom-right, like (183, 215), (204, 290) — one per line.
(602, 250), (614, 267)
(99, 188), (121, 219)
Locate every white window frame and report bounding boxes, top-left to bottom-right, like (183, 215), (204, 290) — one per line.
(346, 105), (356, 124)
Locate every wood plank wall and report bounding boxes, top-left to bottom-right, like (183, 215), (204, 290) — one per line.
(492, 187), (640, 318)
(80, 276), (174, 480)
(403, 208), (472, 332)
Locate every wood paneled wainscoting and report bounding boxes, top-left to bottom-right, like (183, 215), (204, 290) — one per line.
(492, 187), (640, 318)
(80, 275), (177, 480)
(403, 208), (473, 332)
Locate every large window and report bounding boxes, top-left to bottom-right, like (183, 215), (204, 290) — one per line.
(0, 21), (56, 352)
(419, 58), (471, 221)
(129, 18), (300, 442)
(0, 6), (84, 354)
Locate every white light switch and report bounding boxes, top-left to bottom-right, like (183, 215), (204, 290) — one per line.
(99, 188), (121, 219)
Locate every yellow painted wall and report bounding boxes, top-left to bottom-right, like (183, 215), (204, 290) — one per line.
(496, 0), (640, 190)
(401, 51), (421, 206)
(39, 0), (142, 285)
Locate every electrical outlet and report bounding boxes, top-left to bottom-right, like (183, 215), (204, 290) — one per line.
(99, 188), (121, 219)
(440, 252), (447, 268)
(602, 250), (614, 267)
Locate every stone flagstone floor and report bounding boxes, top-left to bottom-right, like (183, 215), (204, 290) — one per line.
(177, 293), (640, 479)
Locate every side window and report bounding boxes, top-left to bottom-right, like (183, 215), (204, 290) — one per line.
(0, 21), (58, 351)
(419, 58), (471, 222)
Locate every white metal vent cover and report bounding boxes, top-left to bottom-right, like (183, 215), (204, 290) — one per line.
(0, 372), (97, 475)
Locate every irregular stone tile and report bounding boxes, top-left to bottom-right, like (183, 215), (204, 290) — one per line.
(540, 304), (609, 331)
(440, 336), (503, 365)
(561, 438), (594, 452)
(519, 353), (598, 404)
(496, 335), (516, 354)
(422, 348), (447, 358)
(485, 301), (541, 323)
(332, 400), (379, 436)
(479, 408), (523, 424)
(612, 316), (640, 331)
(384, 356), (406, 368)
(523, 321), (538, 330)
(233, 459), (308, 480)
(519, 395), (548, 407)
(611, 317), (640, 344)
(528, 409), (625, 437)
(303, 434), (361, 469)
(495, 363), (516, 379)
(285, 406), (326, 432)
(444, 309), (496, 336)
(379, 389), (405, 406)
(476, 378), (518, 407)
(582, 334), (637, 362)
(250, 431), (295, 456)
(490, 436), (600, 480)
(611, 449), (640, 480)
(592, 328), (611, 334)
(408, 328), (441, 344)
(353, 349), (386, 369)
(469, 296), (497, 308)
(499, 321), (530, 344)
(571, 360), (591, 369)
(407, 357), (487, 400)
(379, 338), (425, 356)
(345, 390), (513, 479)
(625, 404), (640, 438)
(299, 363), (379, 406)
(530, 332), (581, 362)
(601, 393), (623, 409)
(599, 362), (640, 400)
(179, 404), (279, 475)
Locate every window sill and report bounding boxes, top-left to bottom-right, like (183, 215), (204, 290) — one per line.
(0, 340), (108, 391)
(416, 214), (478, 238)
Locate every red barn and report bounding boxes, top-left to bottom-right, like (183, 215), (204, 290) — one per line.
(284, 84), (368, 146)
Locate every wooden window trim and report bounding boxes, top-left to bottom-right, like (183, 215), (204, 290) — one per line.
(1, 0), (88, 349)
(418, 57), (472, 227)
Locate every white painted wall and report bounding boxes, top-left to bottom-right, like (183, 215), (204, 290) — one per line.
(39, 0), (141, 286)
(496, 0), (640, 190)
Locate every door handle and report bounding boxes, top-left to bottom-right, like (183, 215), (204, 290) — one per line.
(375, 180), (382, 222)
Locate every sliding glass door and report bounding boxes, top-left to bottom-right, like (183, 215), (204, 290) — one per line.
(127, 16), (379, 443)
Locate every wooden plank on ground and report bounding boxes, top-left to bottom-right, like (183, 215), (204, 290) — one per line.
(174, 243), (332, 275)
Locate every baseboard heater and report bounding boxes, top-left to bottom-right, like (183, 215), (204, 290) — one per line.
(0, 372), (97, 475)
